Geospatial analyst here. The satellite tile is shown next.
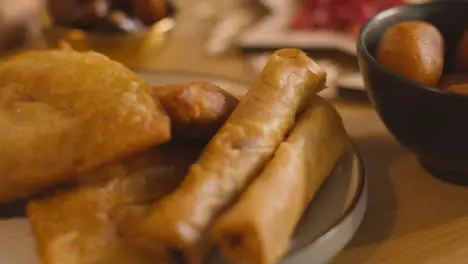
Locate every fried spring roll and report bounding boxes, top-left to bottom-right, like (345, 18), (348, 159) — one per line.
(27, 141), (204, 264)
(211, 96), (349, 264)
(137, 49), (326, 264)
(152, 82), (239, 139)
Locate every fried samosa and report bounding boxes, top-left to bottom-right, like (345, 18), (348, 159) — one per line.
(136, 49), (326, 264)
(212, 96), (349, 264)
(0, 50), (170, 203)
(152, 82), (239, 139)
(27, 141), (204, 264)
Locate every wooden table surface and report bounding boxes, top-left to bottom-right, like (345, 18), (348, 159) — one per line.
(332, 104), (468, 264)
(136, 29), (468, 264)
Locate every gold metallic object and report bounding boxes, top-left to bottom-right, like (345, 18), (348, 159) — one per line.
(43, 17), (175, 68)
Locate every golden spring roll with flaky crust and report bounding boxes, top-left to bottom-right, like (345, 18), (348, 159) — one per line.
(136, 49), (326, 264)
(212, 96), (349, 264)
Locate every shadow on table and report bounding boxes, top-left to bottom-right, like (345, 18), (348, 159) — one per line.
(335, 129), (468, 263)
(350, 135), (402, 246)
(332, 134), (402, 263)
(384, 150), (468, 237)
(0, 199), (28, 218)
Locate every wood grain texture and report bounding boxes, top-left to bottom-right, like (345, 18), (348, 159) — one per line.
(333, 102), (468, 264)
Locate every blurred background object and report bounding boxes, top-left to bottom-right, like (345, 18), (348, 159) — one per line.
(0, 0), (430, 101)
(237, 0), (429, 98)
(289, 0), (407, 37)
(0, 0), (43, 53)
(205, 0), (268, 56)
(47, 0), (174, 34)
(43, 0), (176, 67)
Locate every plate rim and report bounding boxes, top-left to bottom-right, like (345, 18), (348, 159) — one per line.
(287, 142), (366, 257)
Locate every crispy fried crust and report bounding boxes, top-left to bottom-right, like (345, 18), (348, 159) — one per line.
(27, 141), (204, 264)
(0, 50), (170, 202)
(212, 96), (349, 264)
(137, 48), (326, 264)
(152, 82), (239, 139)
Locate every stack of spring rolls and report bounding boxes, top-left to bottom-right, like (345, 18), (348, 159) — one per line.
(131, 48), (350, 264)
(26, 48), (349, 264)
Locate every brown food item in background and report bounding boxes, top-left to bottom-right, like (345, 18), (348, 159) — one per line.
(152, 82), (239, 139)
(57, 40), (73, 51)
(376, 21), (444, 87)
(446, 84), (468, 94)
(111, 0), (133, 11)
(0, 23), (29, 51)
(454, 30), (468, 73)
(49, 0), (174, 33)
(132, 0), (169, 25)
(0, 0), (41, 51)
(48, 0), (110, 28)
(438, 73), (468, 94)
(438, 73), (468, 89)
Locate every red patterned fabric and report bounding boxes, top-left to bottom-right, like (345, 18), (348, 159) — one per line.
(290, 0), (406, 36)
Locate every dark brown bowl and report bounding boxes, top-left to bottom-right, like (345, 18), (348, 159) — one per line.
(357, 0), (468, 184)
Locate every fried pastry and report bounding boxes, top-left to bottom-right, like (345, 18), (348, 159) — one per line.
(137, 49), (326, 264)
(0, 50), (170, 202)
(152, 82), (239, 139)
(212, 96), (349, 264)
(27, 141), (204, 264)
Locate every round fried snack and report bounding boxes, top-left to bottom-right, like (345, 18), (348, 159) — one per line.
(376, 21), (444, 86)
(0, 50), (170, 203)
(152, 82), (239, 139)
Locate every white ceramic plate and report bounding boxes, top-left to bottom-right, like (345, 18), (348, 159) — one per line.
(0, 71), (367, 264)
